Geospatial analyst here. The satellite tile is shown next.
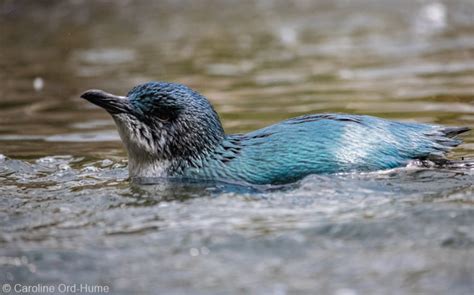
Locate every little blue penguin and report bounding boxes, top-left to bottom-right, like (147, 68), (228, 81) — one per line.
(81, 82), (469, 185)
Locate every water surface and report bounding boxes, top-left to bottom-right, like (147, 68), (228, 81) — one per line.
(1, 1), (473, 294)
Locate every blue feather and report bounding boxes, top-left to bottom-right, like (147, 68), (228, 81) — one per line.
(186, 114), (468, 184)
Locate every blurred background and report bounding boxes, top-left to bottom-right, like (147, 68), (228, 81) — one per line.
(1, 1), (473, 294)
(1, 0), (473, 158)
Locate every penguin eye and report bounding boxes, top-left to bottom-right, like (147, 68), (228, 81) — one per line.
(156, 112), (170, 122)
(152, 106), (179, 123)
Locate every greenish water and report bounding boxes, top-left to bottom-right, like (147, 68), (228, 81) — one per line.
(1, 1), (473, 294)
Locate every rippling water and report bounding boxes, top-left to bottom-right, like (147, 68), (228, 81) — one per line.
(1, 0), (473, 294)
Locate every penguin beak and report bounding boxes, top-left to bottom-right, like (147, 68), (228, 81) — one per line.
(81, 89), (132, 114)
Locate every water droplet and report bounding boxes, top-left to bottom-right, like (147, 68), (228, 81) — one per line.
(33, 77), (44, 91)
(278, 26), (298, 46)
(189, 248), (199, 256)
(415, 2), (447, 35)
